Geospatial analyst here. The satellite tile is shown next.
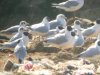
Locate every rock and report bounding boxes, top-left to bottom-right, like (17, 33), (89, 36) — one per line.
(30, 69), (55, 75)
(40, 58), (55, 69)
(73, 69), (95, 75)
(96, 66), (100, 74)
(78, 64), (95, 71)
(3, 60), (14, 71)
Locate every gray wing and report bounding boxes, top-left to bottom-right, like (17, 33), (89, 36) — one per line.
(49, 20), (61, 29)
(47, 34), (68, 45)
(14, 46), (27, 62)
(34, 25), (49, 33)
(2, 39), (20, 48)
(0, 25), (19, 34)
(82, 28), (95, 36)
(44, 29), (57, 37)
(62, 1), (79, 8)
(79, 47), (100, 57)
(31, 23), (49, 33)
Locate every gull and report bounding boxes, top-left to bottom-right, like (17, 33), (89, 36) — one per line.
(52, 0), (84, 12)
(73, 28), (84, 47)
(77, 40), (100, 58)
(14, 39), (27, 63)
(82, 19), (100, 37)
(9, 27), (26, 42)
(44, 26), (75, 49)
(29, 17), (50, 36)
(0, 32), (32, 50)
(0, 21), (29, 38)
(72, 20), (84, 31)
(49, 14), (67, 29)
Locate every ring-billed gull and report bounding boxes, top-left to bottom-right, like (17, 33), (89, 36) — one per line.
(49, 14), (67, 29)
(9, 27), (26, 42)
(43, 26), (75, 49)
(82, 19), (100, 37)
(29, 17), (50, 36)
(0, 21), (29, 38)
(52, 0), (84, 12)
(0, 32), (32, 50)
(14, 40), (27, 63)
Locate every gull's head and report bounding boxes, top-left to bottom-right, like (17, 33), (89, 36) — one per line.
(17, 40), (21, 44)
(19, 26), (30, 32)
(20, 21), (29, 26)
(18, 27), (24, 32)
(57, 26), (64, 30)
(95, 19), (100, 25)
(71, 31), (76, 37)
(57, 14), (67, 20)
(97, 41), (100, 46)
(23, 32), (32, 39)
(74, 20), (81, 25)
(73, 20), (82, 30)
(67, 26), (73, 31)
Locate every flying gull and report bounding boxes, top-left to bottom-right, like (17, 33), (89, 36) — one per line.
(52, 0), (84, 12)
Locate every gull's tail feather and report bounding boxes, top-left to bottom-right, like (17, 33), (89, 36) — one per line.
(0, 30), (5, 32)
(52, 3), (59, 6)
(52, 3), (60, 8)
(52, 6), (62, 9)
(0, 30), (10, 36)
(0, 35), (9, 40)
(52, 4), (63, 9)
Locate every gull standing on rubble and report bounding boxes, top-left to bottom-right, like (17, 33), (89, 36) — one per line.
(14, 40), (27, 63)
(43, 26), (76, 49)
